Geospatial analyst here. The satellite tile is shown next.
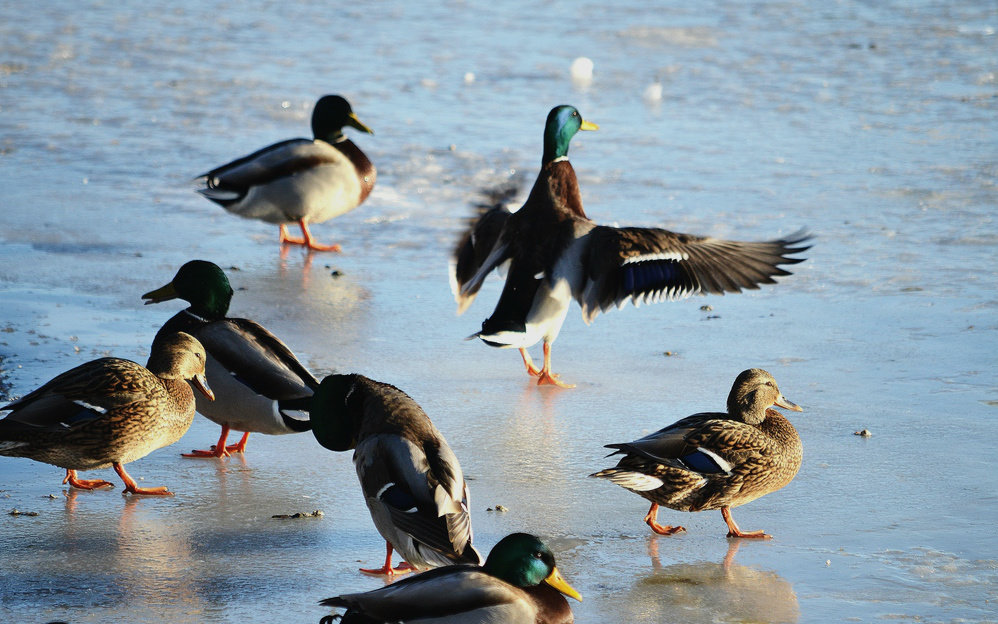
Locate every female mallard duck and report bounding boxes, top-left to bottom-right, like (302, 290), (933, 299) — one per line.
(451, 105), (811, 388)
(142, 260), (317, 457)
(310, 374), (482, 575)
(0, 332), (212, 495)
(591, 368), (803, 538)
(319, 532), (581, 623)
(195, 94), (376, 252)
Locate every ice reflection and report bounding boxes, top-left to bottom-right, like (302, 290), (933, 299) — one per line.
(620, 539), (800, 623)
(36, 490), (208, 619)
(111, 497), (205, 615)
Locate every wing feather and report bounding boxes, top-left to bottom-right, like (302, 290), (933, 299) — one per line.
(197, 319), (318, 400)
(450, 183), (521, 314)
(577, 227), (811, 322)
(195, 139), (345, 204)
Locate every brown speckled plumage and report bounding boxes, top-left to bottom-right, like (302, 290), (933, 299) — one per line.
(592, 368), (803, 538)
(0, 332), (210, 492)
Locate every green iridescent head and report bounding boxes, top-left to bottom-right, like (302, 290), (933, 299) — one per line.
(142, 260), (233, 320)
(541, 105), (598, 164)
(483, 533), (582, 601)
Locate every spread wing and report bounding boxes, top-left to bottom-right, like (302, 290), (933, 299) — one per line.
(577, 227), (812, 323)
(197, 319), (318, 400)
(450, 182), (521, 314)
(195, 138), (344, 203)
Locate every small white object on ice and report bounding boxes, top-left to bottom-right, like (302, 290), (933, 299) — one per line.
(570, 57), (594, 85)
(464, 72), (475, 84)
(644, 82), (663, 102)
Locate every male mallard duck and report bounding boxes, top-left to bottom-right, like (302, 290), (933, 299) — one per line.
(0, 332), (212, 495)
(195, 94), (376, 252)
(142, 260), (317, 457)
(591, 368), (803, 538)
(310, 374), (482, 575)
(451, 105), (811, 388)
(319, 532), (581, 623)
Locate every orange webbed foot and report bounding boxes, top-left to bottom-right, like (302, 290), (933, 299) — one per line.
(183, 426), (237, 458)
(113, 463), (173, 496)
(649, 522), (687, 536)
(532, 343), (574, 388)
(123, 484), (174, 496)
(721, 507), (771, 539)
(63, 469), (114, 491)
(359, 562), (417, 577)
(223, 431), (251, 454)
(644, 503), (686, 536)
(536, 370), (575, 389)
(726, 528), (771, 539)
(281, 221), (342, 252)
(182, 446), (232, 458)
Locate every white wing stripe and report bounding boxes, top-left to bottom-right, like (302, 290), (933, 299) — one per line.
(622, 251), (688, 264)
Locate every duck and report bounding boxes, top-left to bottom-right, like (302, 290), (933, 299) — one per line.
(310, 374), (482, 575)
(142, 260), (317, 457)
(318, 532), (581, 623)
(0, 332), (213, 495)
(195, 94), (376, 252)
(451, 105), (811, 388)
(591, 368), (803, 538)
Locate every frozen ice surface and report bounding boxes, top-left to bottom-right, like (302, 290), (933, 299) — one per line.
(1, 1), (996, 623)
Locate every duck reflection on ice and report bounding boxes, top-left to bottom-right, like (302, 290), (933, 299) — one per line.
(626, 539), (800, 624)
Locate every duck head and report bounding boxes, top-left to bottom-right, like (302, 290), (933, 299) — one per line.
(310, 374), (363, 452)
(312, 95), (374, 143)
(142, 260), (233, 320)
(726, 368), (802, 425)
(146, 331), (214, 400)
(484, 533), (582, 601)
(542, 105), (598, 165)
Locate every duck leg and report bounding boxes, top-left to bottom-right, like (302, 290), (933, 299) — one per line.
(721, 506), (770, 539)
(224, 431), (251, 454)
(359, 541), (418, 576)
(113, 463), (172, 496)
(183, 424), (234, 458)
(519, 348), (542, 376)
(63, 469), (114, 490)
(535, 342), (575, 389)
(644, 502), (686, 536)
(280, 220), (342, 252)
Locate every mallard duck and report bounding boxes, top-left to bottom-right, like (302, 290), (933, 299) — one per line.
(195, 94), (376, 252)
(451, 105), (811, 388)
(310, 374), (482, 575)
(591, 368), (803, 538)
(142, 260), (317, 457)
(0, 332), (213, 495)
(318, 532), (581, 623)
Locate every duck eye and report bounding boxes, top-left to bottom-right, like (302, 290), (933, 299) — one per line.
(534, 551), (543, 559)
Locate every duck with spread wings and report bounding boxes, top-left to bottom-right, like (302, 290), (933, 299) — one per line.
(451, 105), (811, 388)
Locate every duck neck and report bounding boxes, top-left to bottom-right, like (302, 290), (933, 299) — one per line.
(524, 160), (587, 220)
(333, 139), (377, 203)
(158, 377), (196, 411)
(759, 410), (801, 450)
